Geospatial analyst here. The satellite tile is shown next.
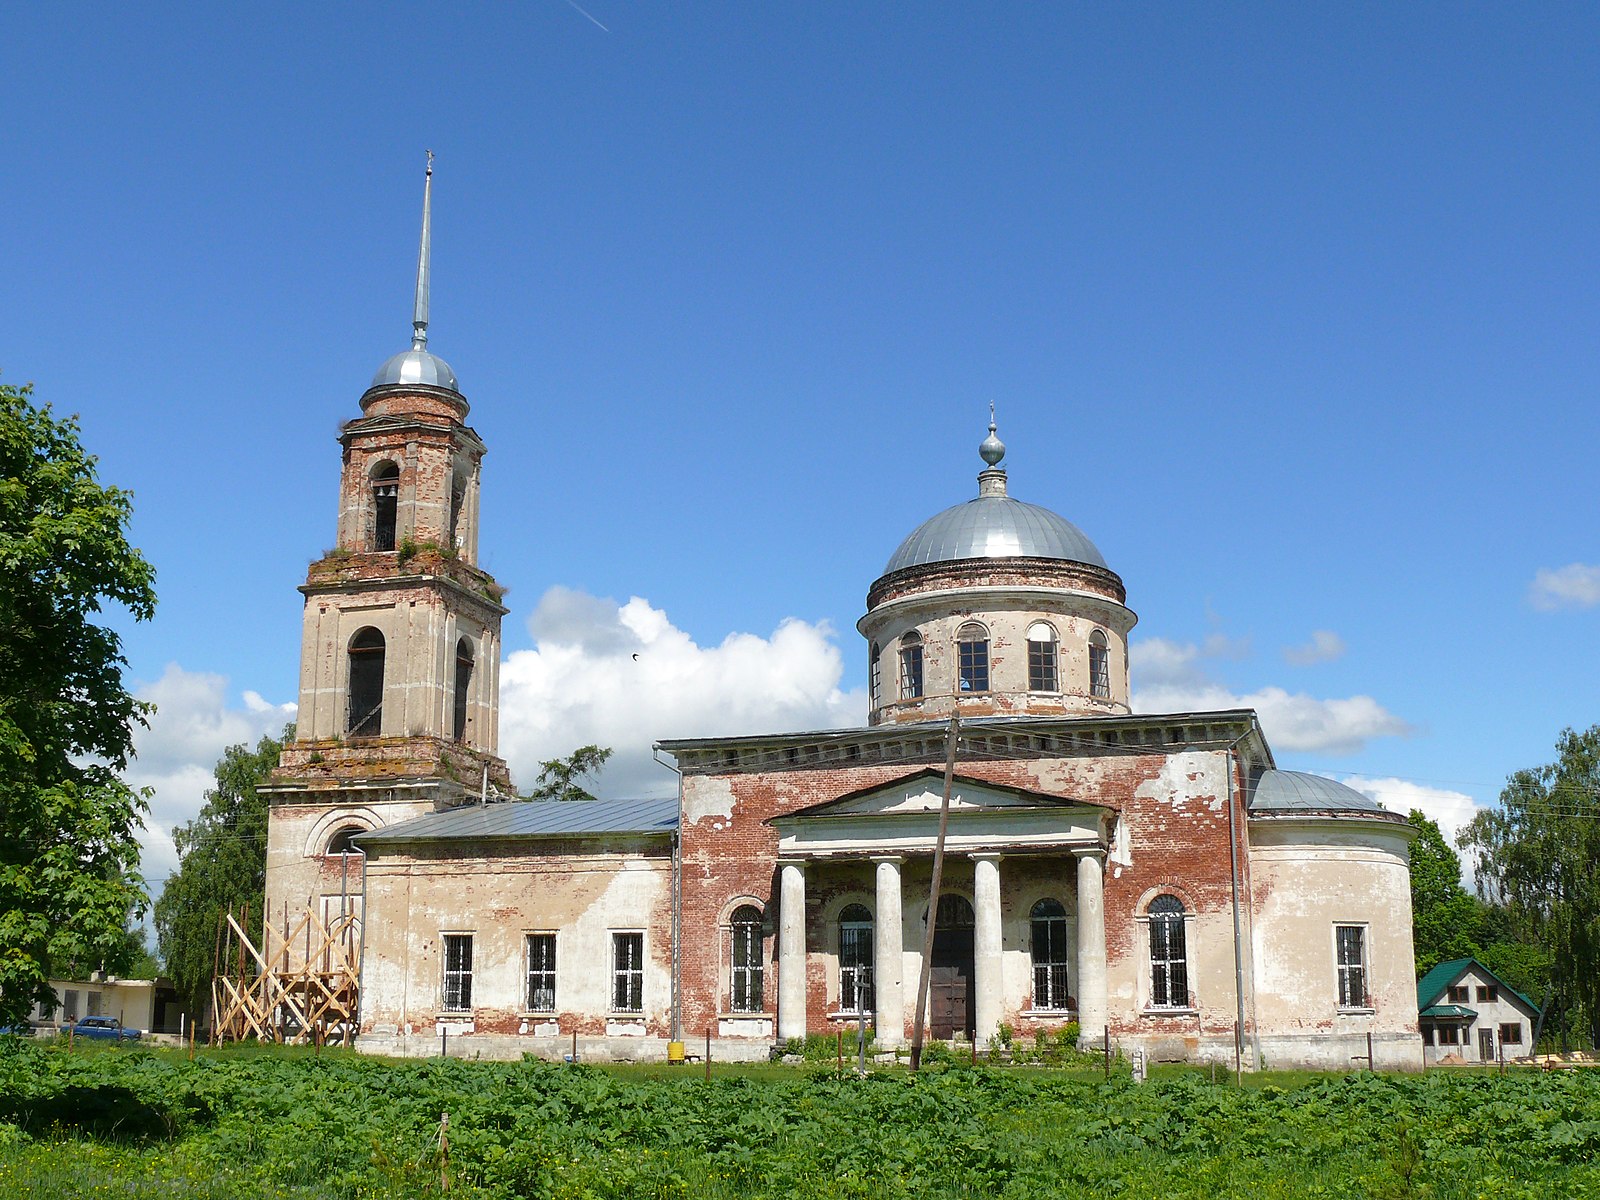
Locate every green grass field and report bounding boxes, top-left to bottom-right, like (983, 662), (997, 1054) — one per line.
(3, 1040), (1598, 1198)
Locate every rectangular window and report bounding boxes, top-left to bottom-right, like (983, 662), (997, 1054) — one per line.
(1335, 925), (1367, 1008)
(1447, 984), (1469, 1003)
(612, 932), (644, 1013)
(63, 990), (79, 1021)
(869, 650), (881, 706)
(958, 639), (989, 692)
(525, 934), (556, 1013)
(1477, 984), (1498, 1002)
(1439, 1024), (1460, 1045)
(1421, 1024), (1435, 1046)
(1028, 640), (1058, 692)
(839, 923), (874, 1014)
(898, 644), (923, 699)
(87, 991), (103, 1017)
(1500, 1022), (1522, 1045)
(441, 933), (473, 1012)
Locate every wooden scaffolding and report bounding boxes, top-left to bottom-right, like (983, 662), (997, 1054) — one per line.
(211, 903), (361, 1045)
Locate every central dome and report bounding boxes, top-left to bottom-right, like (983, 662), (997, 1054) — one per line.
(883, 494), (1108, 574)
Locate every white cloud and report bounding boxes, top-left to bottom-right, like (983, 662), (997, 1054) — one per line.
(1528, 563), (1600, 611)
(1283, 629), (1346, 666)
(1337, 776), (1482, 847)
(125, 664), (296, 887)
(1131, 637), (1410, 755)
(501, 587), (867, 798)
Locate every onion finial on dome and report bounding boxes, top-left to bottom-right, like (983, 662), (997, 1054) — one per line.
(980, 402), (1006, 466)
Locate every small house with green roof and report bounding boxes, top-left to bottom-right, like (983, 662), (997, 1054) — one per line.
(1417, 958), (1539, 1064)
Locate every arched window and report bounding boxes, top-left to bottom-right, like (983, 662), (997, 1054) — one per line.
(838, 903), (874, 1014)
(1149, 895), (1188, 1008)
(452, 637), (474, 742)
(1088, 630), (1110, 699)
(869, 643), (881, 706)
(957, 622), (989, 692)
(1027, 622), (1058, 692)
(898, 632), (923, 700)
(929, 893), (975, 928)
(1030, 899), (1070, 1010)
(730, 905), (764, 1013)
(347, 628), (385, 737)
(325, 826), (366, 857)
(371, 461), (400, 552)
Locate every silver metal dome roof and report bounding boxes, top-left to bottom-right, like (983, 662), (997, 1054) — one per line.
(1250, 770), (1386, 814)
(371, 348), (459, 391)
(884, 495), (1108, 574)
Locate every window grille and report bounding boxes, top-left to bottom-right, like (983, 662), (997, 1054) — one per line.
(1030, 898), (1070, 1009)
(1149, 895), (1188, 1008)
(730, 906), (764, 1013)
(87, 991), (103, 1017)
(957, 623), (989, 692)
(525, 934), (556, 1013)
(1335, 925), (1367, 1008)
(898, 634), (923, 700)
(63, 990), (79, 1021)
(612, 932), (644, 1013)
(441, 934), (473, 1012)
(1027, 623), (1058, 692)
(838, 904), (874, 1015)
(1088, 630), (1110, 698)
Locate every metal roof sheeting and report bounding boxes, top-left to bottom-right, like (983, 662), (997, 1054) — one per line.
(1249, 770), (1387, 814)
(356, 796), (679, 844)
(882, 495), (1109, 575)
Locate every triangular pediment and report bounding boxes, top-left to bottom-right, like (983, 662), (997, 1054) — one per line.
(781, 769), (1094, 821)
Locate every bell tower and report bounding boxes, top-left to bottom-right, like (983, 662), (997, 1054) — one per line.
(264, 155), (513, 925)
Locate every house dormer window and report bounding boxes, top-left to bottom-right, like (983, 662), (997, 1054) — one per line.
(957, 622), (989, 692)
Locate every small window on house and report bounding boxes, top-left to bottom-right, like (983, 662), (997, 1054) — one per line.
(1438, 1024), (1460, 1045)
(326, 826), (365, 857)
(347, 627), (386, 737)
(869, 643), (881, 706)
(1149, 895), (1188, 1008)
(838, 903), (874, 1015)
(1335, 925), (1368, 1008)
(1088, 630), (1110, 699)
(957, 622), (989, 692)
(1447, 984), (1469, 1004)
(441, 934), (473, 1011)
(1030, 898), (1070, 1010)
(63, 990), (79, 1021)
(1499, 1022), (1522, 1045)
(372, 461), (400, 552)
(730, 905), (764, 1014)
(453, 638), (474, 742)
(898, 633), (923, 700)
(1477, 984), (1499, 1003)
(1027, 623), (1058, 692)
(525, 934), (556, 1013)
(612, 932), (644, 1013)
(87, 991), (103, 1017)
(1421, 1024), (1435, 1046)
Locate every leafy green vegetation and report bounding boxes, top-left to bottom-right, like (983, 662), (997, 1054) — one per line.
(3, 1042), (1599, 1198)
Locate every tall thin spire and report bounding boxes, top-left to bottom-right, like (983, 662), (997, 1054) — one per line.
(412, 150), (434, 351)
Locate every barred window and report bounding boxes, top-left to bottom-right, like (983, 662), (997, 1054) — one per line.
(898, 633), (923, 700)
(1336, 925), (1367, 1008)
(1088, 630), (1110, 699)
(957, 622), (989, 692)
(1027, 623), (1058, 692)
(1030, 898), (1070, 1010)
(730, 905), (764, 1013)
(441, 933), (473, 1012)
(838, 904), (874, 1015)
(1149, 896), (1188, 1008)
(612, 932), (644, 1013)
(525, 934), (556, 1013)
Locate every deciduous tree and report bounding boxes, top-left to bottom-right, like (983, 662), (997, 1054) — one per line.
(0, 380), (156, 1026)
(1407, 809), (1483, 975)
(523, 745), (613, 802)
(154, 727), (290, 1014)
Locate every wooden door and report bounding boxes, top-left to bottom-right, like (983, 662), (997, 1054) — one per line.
(930, 967), (967, 1040)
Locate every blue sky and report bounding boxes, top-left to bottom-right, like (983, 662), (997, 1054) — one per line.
(5, 4), (1597, 886)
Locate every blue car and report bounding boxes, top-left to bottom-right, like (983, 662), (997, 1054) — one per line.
(69, 1016), (141, 1041)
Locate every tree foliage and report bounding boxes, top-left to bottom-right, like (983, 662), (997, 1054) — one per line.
(0, 380), (156, 1025)
(523, 745), (613, 802)
(1407, 809), (1483, 975)
(154, 726), (290, 1015)
(1461, 725), (1600, 1048)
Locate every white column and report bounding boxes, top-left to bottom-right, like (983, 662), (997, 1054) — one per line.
(973, 854), (1004, 1048)
(873, 856), (904, 1048)
(778, 860), (808, 1042)
(1075, 848), (1108, 1045)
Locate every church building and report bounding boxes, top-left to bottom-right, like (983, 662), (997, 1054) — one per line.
(263, 167), (1423, 1070)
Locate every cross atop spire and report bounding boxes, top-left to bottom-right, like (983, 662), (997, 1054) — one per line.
(412, 150), (434, 351)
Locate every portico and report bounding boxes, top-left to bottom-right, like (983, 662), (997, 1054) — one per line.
(769, 770), (1110, 1049)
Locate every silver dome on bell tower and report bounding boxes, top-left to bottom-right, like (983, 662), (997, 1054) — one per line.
(370, 151), (460, 394)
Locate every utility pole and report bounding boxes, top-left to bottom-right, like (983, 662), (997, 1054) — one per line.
(909, 710), (959, 1071)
